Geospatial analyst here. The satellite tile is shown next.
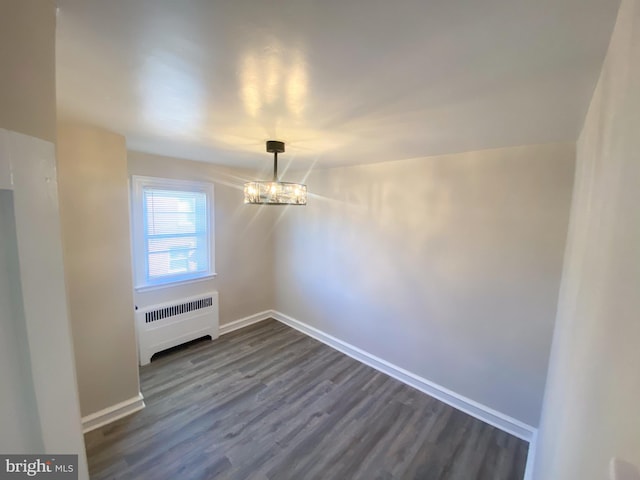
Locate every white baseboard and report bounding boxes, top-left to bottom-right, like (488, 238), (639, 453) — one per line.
(81, 393), (145, 433)
(270, 310), (537, 443)
(219, 310), (272, 336)
(523, 430), (537, 480)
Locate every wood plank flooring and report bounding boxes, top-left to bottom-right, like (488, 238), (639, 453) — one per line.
(85, 319), (528, 480)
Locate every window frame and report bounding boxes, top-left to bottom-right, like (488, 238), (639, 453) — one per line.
(130, 175), (216, 291)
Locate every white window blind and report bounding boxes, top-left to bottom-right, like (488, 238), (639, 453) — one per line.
(131, 176), (215, 289)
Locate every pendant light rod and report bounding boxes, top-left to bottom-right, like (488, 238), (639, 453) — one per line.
(273, 150), (278, 181)
(266, 140), (285, 182)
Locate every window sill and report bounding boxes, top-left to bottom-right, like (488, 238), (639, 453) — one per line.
(134, 273), (217, 293)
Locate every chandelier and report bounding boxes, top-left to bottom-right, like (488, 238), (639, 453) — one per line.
(244, 141), (307, 205)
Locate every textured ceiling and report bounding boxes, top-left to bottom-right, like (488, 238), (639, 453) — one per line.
(56, 0), (620, 169)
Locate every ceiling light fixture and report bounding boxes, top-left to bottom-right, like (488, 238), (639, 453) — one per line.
(244, 140), (307, 205)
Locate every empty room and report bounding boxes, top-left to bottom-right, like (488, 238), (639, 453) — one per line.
(1, 0), (638, 479)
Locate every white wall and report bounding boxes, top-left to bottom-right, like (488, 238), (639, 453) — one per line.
(0, 129), (88, 478)
(128, 151), (275, 325)
(0, 190), (43, 453)
(274, 143), (574, 427)
(533, 0), (640, 478)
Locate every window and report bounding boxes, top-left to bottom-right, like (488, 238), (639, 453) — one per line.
(131, 176), (215, 289)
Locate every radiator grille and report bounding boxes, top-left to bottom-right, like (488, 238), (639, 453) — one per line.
(145, 296), (213, 323)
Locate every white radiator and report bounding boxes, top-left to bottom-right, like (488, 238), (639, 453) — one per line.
(135, 292), (219, 366)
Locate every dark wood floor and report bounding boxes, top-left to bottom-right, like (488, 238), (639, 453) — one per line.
(85, 319), (528, 480)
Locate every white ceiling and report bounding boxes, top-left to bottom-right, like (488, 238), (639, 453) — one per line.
(56, 0), (620, 170)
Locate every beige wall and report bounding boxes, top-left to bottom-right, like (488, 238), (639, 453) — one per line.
(0, 0), (56, 142)
(0, 2), (87, 475)
(57, 123), (140, 417)
(128, 151), (275, 325)
(274, 143), (574, 427)
(534, 1), (640, 478)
